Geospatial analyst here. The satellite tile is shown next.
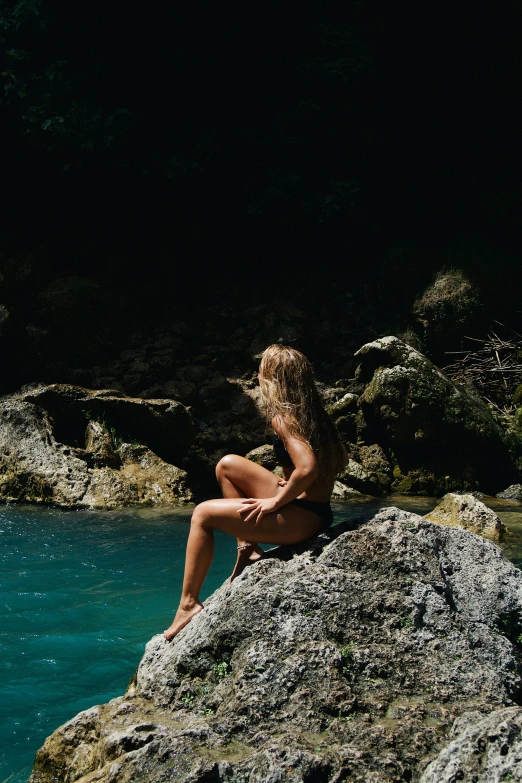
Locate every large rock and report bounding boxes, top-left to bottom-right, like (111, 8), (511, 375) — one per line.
(0, 400), (90, 505)
(338, 457), (382, 495)
(498, 484), (522, 501)
(12, 383), (195, 464)
(30, 509), (522, 782)
(424, 492), (505, 541)
(0, 389), (195, 508)
(412, 269), (484, 358)
(420, 707), (522, 783)
(81, 444), (193, 509)
(354, 336), (520, 494)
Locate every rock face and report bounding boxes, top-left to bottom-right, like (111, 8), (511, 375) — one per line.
(353, 336), (519, 494)
(30, 509), (522, 782)
(424, 492), (505, 541)
(0, 385), (194, 507)
(14, 384), (195, 465)
(420, 707), (522, 783)
(498, 484), (522, 501)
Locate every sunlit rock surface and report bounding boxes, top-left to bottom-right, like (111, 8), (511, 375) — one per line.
(424, 492), (505, 541)
(0, 385), (194, 507)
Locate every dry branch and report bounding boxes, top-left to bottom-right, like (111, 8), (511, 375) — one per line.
(443, 330), (522, 409)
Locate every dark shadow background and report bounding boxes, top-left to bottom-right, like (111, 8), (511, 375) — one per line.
(1, 1), (521, 388)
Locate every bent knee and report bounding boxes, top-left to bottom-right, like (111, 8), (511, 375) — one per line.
(191, 499), (224, 528)
(215, 453), (244, 478)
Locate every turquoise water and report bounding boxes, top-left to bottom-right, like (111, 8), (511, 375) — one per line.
(1, 496), (521, 783)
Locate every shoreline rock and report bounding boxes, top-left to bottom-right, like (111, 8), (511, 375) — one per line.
(0, 385), (195, 508)
(1, 336), (521, 507)
(29, 509), (522, 782)
(498, 484), (522, 501)
(424, 492), (506, 541)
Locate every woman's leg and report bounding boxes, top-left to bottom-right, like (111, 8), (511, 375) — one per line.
(163, 497), (322, 640)
(215, 455), (281, 579)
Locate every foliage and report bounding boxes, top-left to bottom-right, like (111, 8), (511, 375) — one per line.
(213, 661), (230, 679)
(0, 0), (130, 160)
(413, 269), (481, 329)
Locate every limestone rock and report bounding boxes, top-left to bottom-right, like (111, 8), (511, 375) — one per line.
(0, 389), (195, 508)
(81, 445), (192, 509)
(354, 336), (518, 494)
(498, 483), (522, 500)
(326, 392), (359, 417)
(0, 400), (90, 505)
(331, 480), (361, 498)
(412, 269), (484, 358)
(29, 510), (522, 782)
(338, 458), (382, 495)
(359, 443), (393, 493)
(140, 379), (197, 404)
(420, 707), (522, 782)
(85, 419), (121, 468)
(13, 383), (195, 464)
(424, 492), (505, 541)
(245, 443), (277, 471)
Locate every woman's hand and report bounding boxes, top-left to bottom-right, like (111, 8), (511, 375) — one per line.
(239, 497), (279, 525)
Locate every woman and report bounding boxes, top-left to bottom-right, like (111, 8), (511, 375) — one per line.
(163, 344), (347, 641)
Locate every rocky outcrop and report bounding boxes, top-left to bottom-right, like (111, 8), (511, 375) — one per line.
(2, 336), (522, 505)
(0, 386), (194, 507)
(424, 492), (505, 541)
(419, 707), (522, 783)
(30, 509), (522, 782)
(498, 484), (522, 501)
(13, 384), (195, 465)
(412, 270), (484, 359)
(352, 336), (520, 494)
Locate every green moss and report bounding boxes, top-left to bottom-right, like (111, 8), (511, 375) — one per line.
(515, 407), (522, 434)
(513, 385), (522, 406)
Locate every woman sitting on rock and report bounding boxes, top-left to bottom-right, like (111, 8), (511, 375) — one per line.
(164, 344), (347, 640)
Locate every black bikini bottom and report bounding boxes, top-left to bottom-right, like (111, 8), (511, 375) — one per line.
(288, 498), (333, 530)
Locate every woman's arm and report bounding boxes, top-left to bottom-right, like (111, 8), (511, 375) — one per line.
(240, 417), (318, 524)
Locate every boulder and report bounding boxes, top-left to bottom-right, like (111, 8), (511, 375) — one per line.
(331, 480), (362, 498)
(498, 484), (522, 501)
(354, 336), (519, 494)
(338, 458), (383, 495)
(29, 509), (522, 782)
(245, 443), (278, 472)
(411, 269), (485, 359)
(359, 444), (393, 493)
(0, 391), (194, 508)
(424, 493), (505, 541)
(420, 707), (522, 783)
(326, 392), (359, 417)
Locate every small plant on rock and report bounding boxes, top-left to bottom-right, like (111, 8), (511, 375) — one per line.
(214, 661), (230, 679)
(340, 642), (355, 676)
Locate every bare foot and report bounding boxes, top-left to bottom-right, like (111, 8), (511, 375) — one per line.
(163, 601), (203, 641)
(229, 544), (264, 582)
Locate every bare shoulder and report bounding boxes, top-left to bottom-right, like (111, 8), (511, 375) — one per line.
(271, 414), (287, 437)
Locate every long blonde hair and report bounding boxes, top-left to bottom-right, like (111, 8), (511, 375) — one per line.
(259, 344), (345, 477)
